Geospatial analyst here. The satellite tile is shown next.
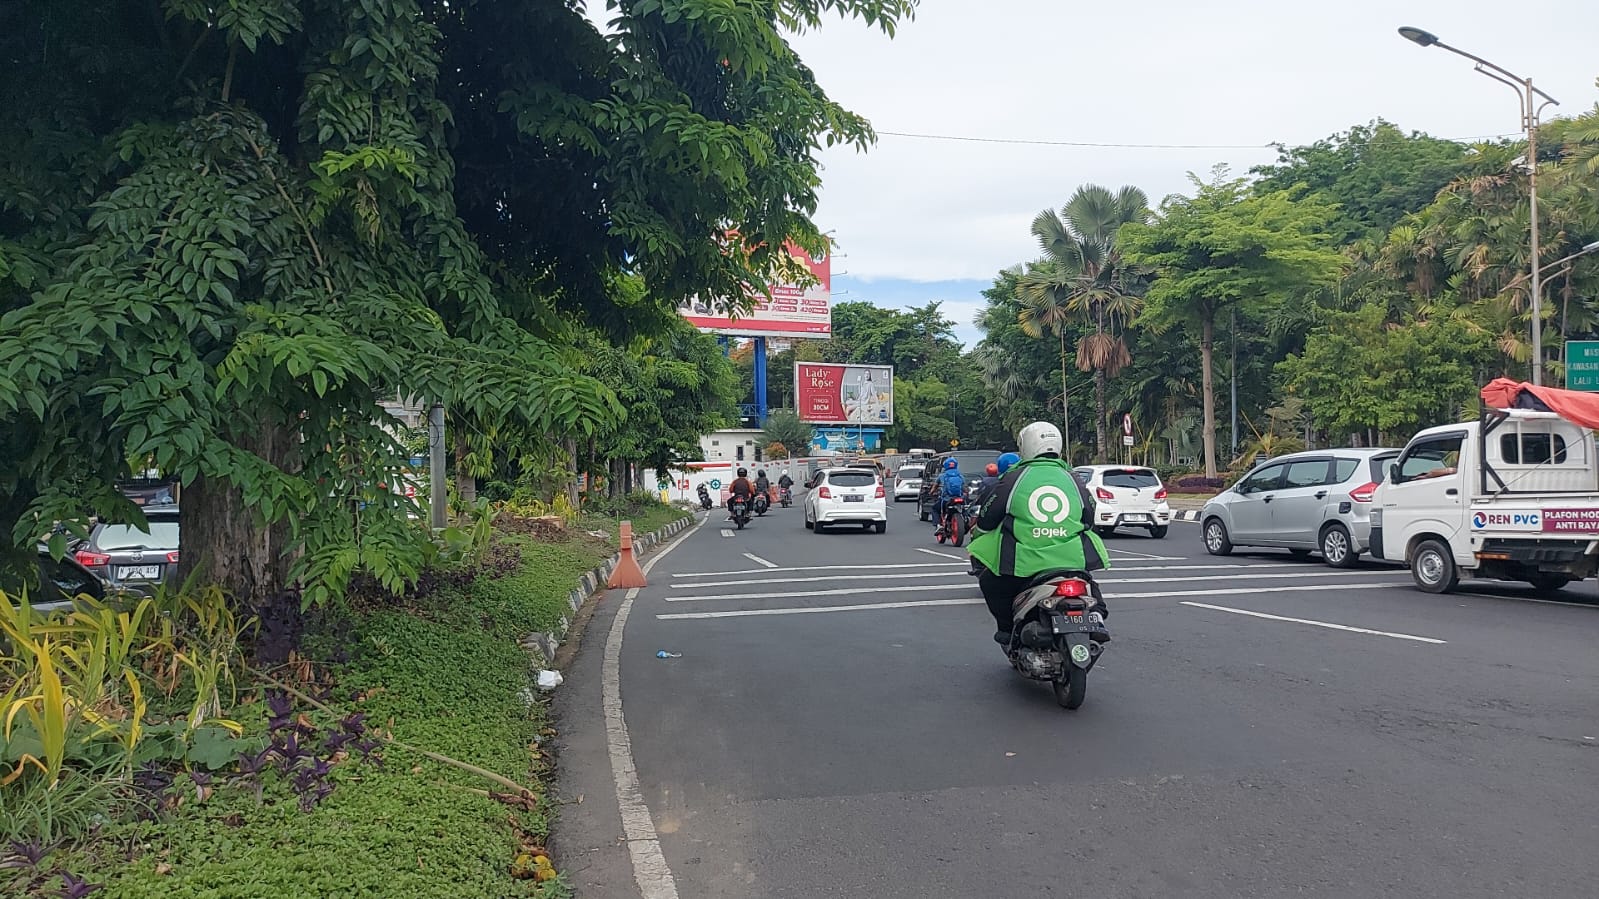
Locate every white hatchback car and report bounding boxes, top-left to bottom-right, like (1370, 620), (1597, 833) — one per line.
(804, 467), (888, 534)
(892, 464), (923, 502)
(1073, 465), (1172, 538)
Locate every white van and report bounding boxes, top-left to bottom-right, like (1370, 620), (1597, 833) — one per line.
(1372, 408), (1599, 594)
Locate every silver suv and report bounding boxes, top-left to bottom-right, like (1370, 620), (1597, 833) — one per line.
(1200, 448), (1399, 567)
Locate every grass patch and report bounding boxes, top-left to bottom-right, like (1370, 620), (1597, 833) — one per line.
(23, 499), (690, 898)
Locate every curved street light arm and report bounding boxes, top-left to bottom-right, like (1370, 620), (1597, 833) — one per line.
(1431, 39), (1560, 106)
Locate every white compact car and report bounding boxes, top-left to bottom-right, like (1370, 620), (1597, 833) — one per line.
(805, 467), (888, 534)
(892, 464), (922, 502)
(1073, 465), (1172, 538)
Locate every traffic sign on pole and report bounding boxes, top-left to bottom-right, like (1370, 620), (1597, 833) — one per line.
(1122, 413), (1134, 437)
(1567, 341), (1599, 391)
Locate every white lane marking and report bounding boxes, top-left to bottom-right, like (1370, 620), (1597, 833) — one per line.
(674, 562), (964, 578)
(1454, 591), (1599, 609)
(657, 582), (1405, 618)
(605, 519), (704, 899)
(669, 564), (1304, 590)
(661, 598), (984, 619)
(1181, 601), (1447, 644)
(741, 552), (778, 569)
(1108, 570), (1408, 586)
(718, 528), (734, 538)
(668, 571), (1407, 601)
(916, 547), (967, 560)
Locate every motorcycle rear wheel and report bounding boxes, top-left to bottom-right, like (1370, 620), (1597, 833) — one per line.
(949, 515), (965, 547)
(1053, 666), (1087, 710)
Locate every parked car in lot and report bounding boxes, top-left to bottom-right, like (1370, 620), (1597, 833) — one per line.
(1202, 448), (1399, 567)
(74, 505), (180, 596)
(1072, 466), (1172, 537)
(804, 467), (887, 534)
(3, 547), (107, 615)
(893, 464), (923, 502)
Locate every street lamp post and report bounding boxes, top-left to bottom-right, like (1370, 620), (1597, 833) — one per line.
(1398, 26), (1560, 384)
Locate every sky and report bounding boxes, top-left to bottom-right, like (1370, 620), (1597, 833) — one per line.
(781, 0), (1599, 345)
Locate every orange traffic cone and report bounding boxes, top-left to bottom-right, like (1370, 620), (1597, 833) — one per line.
(607, 520), (647, 589)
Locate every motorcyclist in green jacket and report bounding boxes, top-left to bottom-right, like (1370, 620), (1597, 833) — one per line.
(967, 422), (1111, 644)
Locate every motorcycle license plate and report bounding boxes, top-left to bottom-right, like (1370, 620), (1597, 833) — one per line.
(843, 495), (864, 502)
(117, 565), (162, 580)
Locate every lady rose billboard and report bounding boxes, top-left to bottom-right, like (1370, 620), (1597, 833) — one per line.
(795, 363), (894, 425)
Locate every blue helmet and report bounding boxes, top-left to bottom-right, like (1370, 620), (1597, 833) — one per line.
(997, 452), (1020, 474)
(944, 457), (959, 470)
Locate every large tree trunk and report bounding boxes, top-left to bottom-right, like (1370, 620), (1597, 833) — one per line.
(1094, 367), (1108, 463)
(179, 414), (298, 611)
(1200, 313), (1218, 479)
(454, 433), (476, 509)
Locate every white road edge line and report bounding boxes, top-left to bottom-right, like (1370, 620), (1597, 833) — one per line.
(740, 552), (778, 569)
(916, 547), (966, 560)
(668, 564), (1356, 590)
(661, 597), (984, 619)
(675, 561), (965, 577)
(1180, 601), (1447, 644)
(605, 517), (705, 899)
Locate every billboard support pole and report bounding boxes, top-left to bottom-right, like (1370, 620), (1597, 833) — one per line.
(753, 336), (768, 425)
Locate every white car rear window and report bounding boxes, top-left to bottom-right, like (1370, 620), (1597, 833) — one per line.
(827, 471), (877, 487)
(897, 467), (920, 479)
(1101, 469), (1160, 489)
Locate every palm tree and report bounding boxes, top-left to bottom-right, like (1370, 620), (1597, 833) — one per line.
(1017, 185), (1150, 461)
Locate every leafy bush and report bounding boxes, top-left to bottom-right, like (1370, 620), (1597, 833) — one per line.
(1172, 475), (1226, 491)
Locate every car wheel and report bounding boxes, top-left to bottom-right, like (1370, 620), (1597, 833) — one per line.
(1320, 523), (1356, 568)
(1148, 525), (1168, 539)
(874, 521), (886, 535)
(1203, 518), (1233, 556)
(813, 520), (825, 535)
(1410, 538), (1458, 594)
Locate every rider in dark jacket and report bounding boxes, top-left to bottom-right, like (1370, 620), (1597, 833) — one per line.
(727, 468), (753, 518)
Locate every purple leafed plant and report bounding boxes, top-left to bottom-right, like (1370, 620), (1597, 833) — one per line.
(0, 839), (49, 870)
(53, 872), (103, 898)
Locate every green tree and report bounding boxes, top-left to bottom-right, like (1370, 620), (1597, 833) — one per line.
(1120, 171), (1344, 477)
(1279, 305), (1493, 441)
(761, 408), (816, 457)
(0, 0), (918, 603)
(1020, 184), (1150, 461)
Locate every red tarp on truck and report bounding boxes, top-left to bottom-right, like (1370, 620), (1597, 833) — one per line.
(1481, 377), (1599, 430)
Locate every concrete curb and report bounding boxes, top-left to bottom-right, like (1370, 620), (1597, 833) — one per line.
(1172, 510), (1202, 522)
(520, 515), (695, 664)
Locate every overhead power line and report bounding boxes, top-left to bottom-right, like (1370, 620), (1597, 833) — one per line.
(874, 129), (1523, 151)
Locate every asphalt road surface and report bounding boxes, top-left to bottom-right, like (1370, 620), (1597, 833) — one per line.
(553, 497), (1599, 898)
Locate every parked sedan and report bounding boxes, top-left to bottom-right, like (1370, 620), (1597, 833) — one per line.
(804, 468), (887, 534)
(3, 548), (107, 615)
(1073, 465), (1171, 537)
(1201, 448), (1399, 567)
(75, 505), (180, 596)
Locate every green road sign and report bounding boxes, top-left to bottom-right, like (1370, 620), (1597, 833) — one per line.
(1568, 341), (1599, 391)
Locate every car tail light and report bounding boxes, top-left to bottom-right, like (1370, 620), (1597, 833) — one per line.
(874, 484), (885, 498)
(1054, 579), (1090, 597)
(1349, 481), (1379, 503)
(166, 551), (180, 563)
(818, 486), (832, 499)
(1154, 487), (1168, 501)
(1095, 487), (1114, 501)
(75, 550), (110, 567)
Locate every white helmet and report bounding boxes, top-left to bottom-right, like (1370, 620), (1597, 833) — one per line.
(1018, 421), (1063, 460)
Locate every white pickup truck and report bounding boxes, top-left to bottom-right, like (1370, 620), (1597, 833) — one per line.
(1371, 407), (1599, 594)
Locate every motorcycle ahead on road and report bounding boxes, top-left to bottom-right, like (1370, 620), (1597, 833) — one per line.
(1001, 572), (1108, 709)
(752, 491), (771, 516)
(729, 496), (752, 530)
(934, 496), (970, 546)
(778, 486), (792, 507)
(697, 484), (713, 511)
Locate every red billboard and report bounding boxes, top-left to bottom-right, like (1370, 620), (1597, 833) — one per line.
(678, 241), (831, 337)
(795, 363), (894, 425)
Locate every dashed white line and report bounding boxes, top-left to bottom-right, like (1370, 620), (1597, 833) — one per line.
(669, 563), (1321, 590)
(741, 552), (778, 569)
(916, 547), (967, 560)
(1181, 601), (1447, 644)
(660, 597), (983, 620)
(718, 528), (734, 538)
